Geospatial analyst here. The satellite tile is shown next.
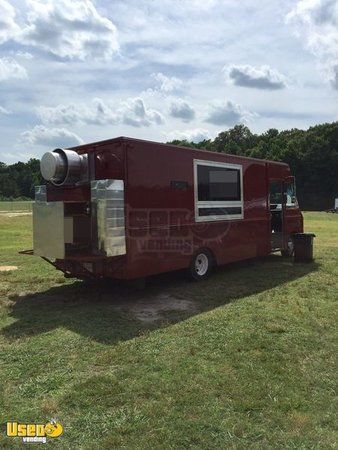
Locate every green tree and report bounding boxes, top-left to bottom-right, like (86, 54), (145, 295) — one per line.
(167, 121), (338, 210)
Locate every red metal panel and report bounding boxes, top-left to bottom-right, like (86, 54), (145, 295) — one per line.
(94, 141), (125, 180)
(267, 161), (290, 179)
(121, 140), (272, 278)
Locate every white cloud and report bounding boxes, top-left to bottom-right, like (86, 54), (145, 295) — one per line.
(0, 106), (11, 115)
(225, 64), (287, 90)
(37, 97), (165, 128)
(21, 0), (119, 60)
(121, 97), (164, 127)
(0, 0), (19, 44)
(0, 0), (337, 163)
(20, 125), (83, 147)
(205, 100), (256, 126)
(16, 51), (34, 60)
(37, 103), (98, 125)
(165, 128), (210, 143)
(169, 99), (195, 122)
(151, 72), (183, 93)
(286, 0), (338, 88)
(0, 57), (27, 81)
(331, 65), (338, 89)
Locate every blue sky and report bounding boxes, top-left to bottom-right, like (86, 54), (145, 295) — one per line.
(0, 0), (337, 163)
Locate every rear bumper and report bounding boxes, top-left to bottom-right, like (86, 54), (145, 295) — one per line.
(20, 249), (126, 279)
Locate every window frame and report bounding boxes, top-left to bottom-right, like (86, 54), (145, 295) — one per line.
(193, 159), (244, 222)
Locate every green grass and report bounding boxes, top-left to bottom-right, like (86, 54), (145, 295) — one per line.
(0, 201), (33, 212)
(0, 212), (337, 449)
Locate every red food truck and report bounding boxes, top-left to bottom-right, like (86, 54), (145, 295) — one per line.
(29, 137), (303, 281)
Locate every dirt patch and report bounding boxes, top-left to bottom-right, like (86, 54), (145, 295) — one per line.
(116, 293), (198, 323)
(0, 266), (18, 272)
(0, 212), (32, 217)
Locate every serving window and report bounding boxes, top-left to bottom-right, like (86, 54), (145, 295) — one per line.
(194, 159), (243, 221)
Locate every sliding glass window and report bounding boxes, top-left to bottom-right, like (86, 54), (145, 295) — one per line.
(194, 159), (243, 221)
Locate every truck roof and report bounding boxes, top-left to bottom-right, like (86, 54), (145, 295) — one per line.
(70, 135), (289, 167)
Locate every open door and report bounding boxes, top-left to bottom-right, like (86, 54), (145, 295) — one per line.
(282, 176), (302, 253)
(269, 176), (302, 254)
(269, 180), (283, 251)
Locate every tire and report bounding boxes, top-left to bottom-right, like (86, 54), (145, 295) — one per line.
(188, 249), (213, 281)
(281, 236), (294, 257)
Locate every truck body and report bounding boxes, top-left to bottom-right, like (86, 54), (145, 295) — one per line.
(31, 137), (303, 280)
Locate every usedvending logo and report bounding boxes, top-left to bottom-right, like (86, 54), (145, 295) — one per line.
(6, 419), (63, 444)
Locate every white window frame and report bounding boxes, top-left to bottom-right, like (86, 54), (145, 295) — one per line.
(193, 159), (244, 222)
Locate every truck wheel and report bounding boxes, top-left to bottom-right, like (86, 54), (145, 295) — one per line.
(189, 249), (213, 281)
(281, 236), (294, 257)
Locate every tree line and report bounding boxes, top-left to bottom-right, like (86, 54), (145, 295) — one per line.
(0, 159), (44, 200)
(168, 122), (338, 210)
(0, 121), (337, 209)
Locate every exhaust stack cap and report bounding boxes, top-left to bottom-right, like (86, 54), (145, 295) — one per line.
(40, 150), (66, 183)
(40, 148), (87, 185)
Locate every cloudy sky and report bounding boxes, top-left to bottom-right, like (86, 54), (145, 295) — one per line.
(0, 0), (337, 163)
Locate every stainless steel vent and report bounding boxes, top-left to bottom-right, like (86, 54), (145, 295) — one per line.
(40, 148), (88, 186)
(91, 179), (126, 257)
(33, 201), (66, 259)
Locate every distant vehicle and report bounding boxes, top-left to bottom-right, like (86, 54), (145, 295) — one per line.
(26, 137), (304, 281)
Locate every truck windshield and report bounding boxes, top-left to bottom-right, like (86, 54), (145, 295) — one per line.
(285, 179), (298, 207)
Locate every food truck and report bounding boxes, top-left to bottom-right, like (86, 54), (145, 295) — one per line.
(28, 137), (303, 280)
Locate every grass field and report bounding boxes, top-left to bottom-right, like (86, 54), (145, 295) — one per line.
(0, 211), (337, 448)
(0, 201), (33, 212)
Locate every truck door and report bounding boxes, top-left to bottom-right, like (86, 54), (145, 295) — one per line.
(269, 180), (283, 250)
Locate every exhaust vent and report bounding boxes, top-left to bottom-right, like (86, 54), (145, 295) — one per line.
(40, 148), (88, 186)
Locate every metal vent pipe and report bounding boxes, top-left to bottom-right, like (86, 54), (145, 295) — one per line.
(40, 148), (87, 185)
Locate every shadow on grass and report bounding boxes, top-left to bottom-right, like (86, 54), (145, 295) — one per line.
(3, 255), (319, 345)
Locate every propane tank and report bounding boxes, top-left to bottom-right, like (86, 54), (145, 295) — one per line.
(40, 148), (88, 185)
